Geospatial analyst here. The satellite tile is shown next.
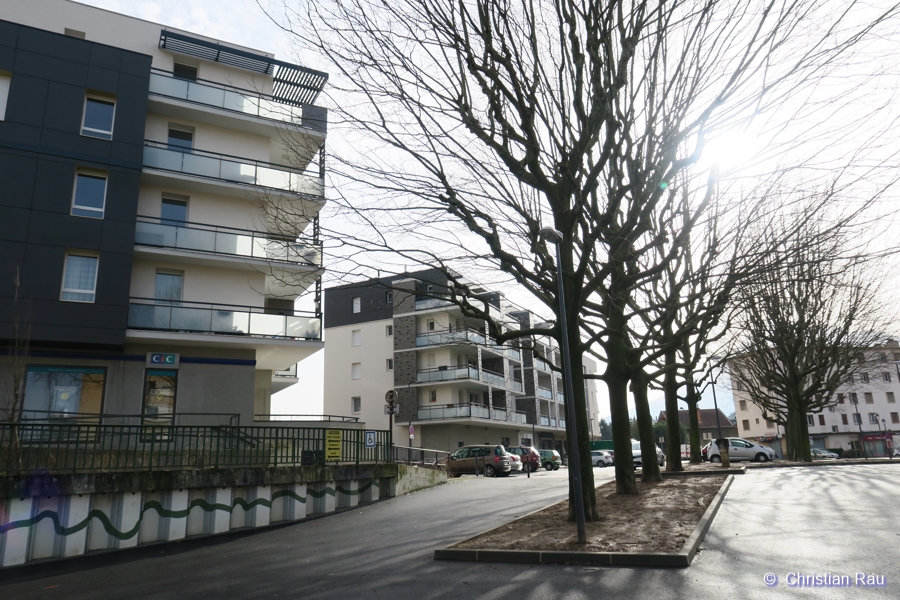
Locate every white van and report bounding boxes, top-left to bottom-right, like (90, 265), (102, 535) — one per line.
(706, 438), (776, 463)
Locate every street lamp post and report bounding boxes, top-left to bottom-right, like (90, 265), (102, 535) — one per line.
(853, 398), (867, 459)
(539, 226), (586, 544)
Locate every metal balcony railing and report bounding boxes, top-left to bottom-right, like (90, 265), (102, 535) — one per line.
(559, 419), (566, 429)
(491, 409), (507, 421)
(508, 347), (522, 361)
(416, 403), (490, 421)
(557, 391), (565, 402)
(127, 298), (321, 340)
(511, 379), (524, 393)
(481, 369), (505, 387)
(537, 386), (553, 400)
(540, 416), (550, 426)
(416, 328), (485, 347)
(143, 141), (324, 197)
(414, 297), (453, 311)
(135, 216), (322, 266)
(512, 411), (527, 424)
(533, 357), (552, 372)
(149, 69), (312, 126)
(415, 365), (479, 383)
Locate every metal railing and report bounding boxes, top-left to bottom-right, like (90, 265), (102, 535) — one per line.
(16, 411), (239, 426)
(559, 419), (566, 429)
(148, 69), (313, 127)
(416, 365), (479, 383)
(414, 297), (453, 311)
(0, 423), (390, 474)
(512, 411), (527, 424)
(392, 445), (450, 470)
(533, 357), (552, 372)
(135, 216), (322, 267)
(481, 369), (505, 387)
(416, 403), (490, 421)
(491, 408), (507, 421)
(127, 297), (321, 340)
(416, 328), (485, 347)
(537, 386), (553, 399)
(143, 141), (324, 197)
(511, 379), (524, 392)
(253, 414), (360, 422)
(540, 416), (550, 426)
(508, 348), (522, 361)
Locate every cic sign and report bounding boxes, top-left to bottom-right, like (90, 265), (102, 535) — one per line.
(146, 353), (180, 368)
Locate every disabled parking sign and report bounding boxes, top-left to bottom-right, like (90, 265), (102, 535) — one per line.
(365, 430), (377, 449)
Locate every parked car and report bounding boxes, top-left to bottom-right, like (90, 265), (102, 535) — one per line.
(506, 446), (541, 472)
(538, 449), (562, 471)
(632, 439), (665, 468)
(508, 452), (523, 472)
(707, 438), (776, 463)
(445, 445), (512, 477)
(893, 448), (900, 458)
(591, 450), (613, 467)
(811, 448), (840, 459)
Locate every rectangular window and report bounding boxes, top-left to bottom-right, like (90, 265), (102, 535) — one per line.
(21, 365), (106, 420)
(884, 372), (892, 382)
(427, 319), (436, 331)
(161, 196), (188, 225)
(0, 71), (10, 121)
(888, 392), (896, 404)
(352, 297), (361, 313)
(386, 359), (393, 371)
(429, 390), (437, 403)
(739, 400), (747, 411)
(828, 407), (835, 412)
(61, 253), (99, 302)
(806, 415), (814, 426)
(880, 353), (888, 362)
(892, 412), (899, 424)
(735, 381), (744, 392)
(864, 392), (874, 404)
(838, 393), (845, 404)
(427, 353), (435, 367)
(142, 369), (177, 425)
(351, 362), (361, 379)
(832, 426), (838, 433)
(869, 413), (878, 424)
(173, 62), (198, 81)
(81, 95), (115, 139)
(818, 414), (825, 426)
(385, 291), (393, 303)
(385, 325), (393, 336)
(167, 125), (194, 151)
(766, 420), (775, 429)
(155, 271), (184, 305)
(850, 393), (858, 404)
(860, 372), (869, 383)
(351, 329), (361, 346)
(71, 171), (107, 218)
(742, 419), (750, 430)
(841, 414), (848, 425)
(853, 414), (861, 424)
(351, 396), (361, 414)
(755, 418), (760, 424)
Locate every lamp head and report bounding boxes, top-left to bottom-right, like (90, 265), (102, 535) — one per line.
(539, 227), (563, 244)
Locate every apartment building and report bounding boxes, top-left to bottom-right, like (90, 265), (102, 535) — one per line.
(730, 341), (900, 456)
(323, 270), (600, 454)
(0, 0), (327, 424)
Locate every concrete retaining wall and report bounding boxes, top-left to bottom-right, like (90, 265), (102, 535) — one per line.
(0, 463), (398, 568)
(395, 465), (447, 495)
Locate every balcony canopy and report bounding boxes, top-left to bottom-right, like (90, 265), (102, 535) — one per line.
(159, 30), (328, 106)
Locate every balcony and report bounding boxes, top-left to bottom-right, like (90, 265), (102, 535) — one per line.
(559, 419), (566, 429)
(143, 141), (324, 198)
(274, 364), (298, 377)
(416, 328), (485, 347)
(415, 365), (479, 384)
(537, 386), (553, 400)
(127, 298), (321, 340)
(540, 416), (550, 426)
(533, 357), (552, 373)
(417, 403), (489, 421)
(557, 391), (565, 403)
(511, 379), (524, 393)
(511, 411), (527, 424)
(481, 369), (505, 387)
(491, 409), (507, 421)
(508, 347), (522, 361)
(135, 216), (322, 267)
(272, 363), (299, 393)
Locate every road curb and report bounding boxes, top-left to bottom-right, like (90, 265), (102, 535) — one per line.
(433, 474), (734, 568)
(662, 467), (745, 477)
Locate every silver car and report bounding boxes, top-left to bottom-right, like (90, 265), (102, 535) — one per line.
(707, 438), (776, 462)
(631, 440), (665, 467)
(811, 448), (839, 459)
(591, 450), (613, 467)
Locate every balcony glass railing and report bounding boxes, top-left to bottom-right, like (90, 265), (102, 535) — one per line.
(512, 411), (527, 424)
(417, 403), (490, 421)
(135, 216), (322, 266)
(540, 416), (550, 426)
(127, 298), (321, 340)
(511, 380), (524, 393)
(416, 328), (485, 347)
(149, 70), (307, 125)
(550, 418), (557, 427)
(559, 419), (566, 429)
(508, 348), (521, 361)
(415, 365), (479, 383)
(481, 369), (505, 387)
(533, 357), (552, 372)
(414, 297), (453, 311)
(557, 391), (565, 403)
(274, 364), (298, 378)
(143, 141), (324, 197)
(491, 409), (507, 421)
(537, 387), (553, 400)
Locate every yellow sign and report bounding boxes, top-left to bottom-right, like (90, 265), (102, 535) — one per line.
(325, 429), (342, 461)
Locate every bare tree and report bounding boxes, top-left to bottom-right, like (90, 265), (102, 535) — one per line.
(3, 266), (30, 422)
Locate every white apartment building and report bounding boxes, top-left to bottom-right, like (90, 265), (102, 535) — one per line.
(730, 342), (900, 457)
(0, 0), (326, 424)
(323, 270), (601, 454)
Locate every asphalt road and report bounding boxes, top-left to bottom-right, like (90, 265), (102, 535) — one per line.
(1, 463), (897, 599)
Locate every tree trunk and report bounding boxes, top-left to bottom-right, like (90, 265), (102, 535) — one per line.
(785, 405), (812, 461)
(605, 350), (636, 494)
(631, 369), (662, 482)
(662, 351), (684, 471)
(565, 340), (600, 521)
(684, 374), (702, 463)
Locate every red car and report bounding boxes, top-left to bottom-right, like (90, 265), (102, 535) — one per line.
(505, 446), (541, 473)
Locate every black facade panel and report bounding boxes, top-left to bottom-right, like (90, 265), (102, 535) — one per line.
(89, 44), (123, 71)
(86, 66), (119, 95)
(42, 81), (84, 133)
(0, 21), (18, 48)
(39, 128), (113, 160)
(0, 151), (37, 207)
(0, 45), (14, 71)
(0, 206), (31, 242)
(13, 49), (88, 88)
(31, 157), (75, 214)
(107, 141), (143, 166)
(104, 169), (142, 221)
(27, 210), (104, 250)
(16, 27), (92, 64)
(324, 280), (395, 329)
(100, 219), (137, 255)
(3, 74), (48, 127)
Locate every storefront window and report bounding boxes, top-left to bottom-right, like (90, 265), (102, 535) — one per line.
(142, 369), (177, 425)
(21, 366), (106, 421)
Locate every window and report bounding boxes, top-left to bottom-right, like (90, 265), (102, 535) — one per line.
(427, 319), (436, 331)
(891, 412), (899, 424)
(880, 353), (888, 362)
(351, 363), (361, 379)
(860, 372), (869, 383)
(766, 420), (775, 429)
(155, 271), (183, 304)
(426, 284), (434, 292)
(386, 359), (393, 371)
(81, 95), (115, 139)
(841, 414), (848, 425)
(427, 353), (435, 367)
(864, 392), (874, 404)
(703, 432), (711, 439)
(351, 397), (361, 414)
(828, 407), (835, 412)
(161, 196), (188, 225)
(70, 171), (107, 219)
(818, 415), (825, 426)
(869, 413), (878, 424)
(755, 418), (759, 424)
(739, 400), (747, 411)
(142, 369), (177, 425)
(853, 413), (861, 424)
(60, 253), (98, 302)
(167, 125), (194, 151)
(385, 325), (393, 336)
(21, 365), (106, 420)
(351, 329), (361, 346)
(0, 71), (10, 121)
(385, 291), (393, 303)
(742, 419), (750, 430)
(429, 390), (437, 403)
(352, 297), (361, 313)
(884, 372), (892, 382)
(894, 352), (900, 362)
(832, 426), (838, 433)
(888, 392), (896, 404)
(500, 437), (510, 447)
(173, 62), (198, 81)
(837, 393), (845, 404)
(735, 381), (745, 392)
(850, 393), (858, 404)
(806, 415), (814, 426)
(847, 374), (854, 383)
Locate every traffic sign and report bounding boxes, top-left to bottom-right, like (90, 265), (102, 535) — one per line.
(365, 431), (377, 449)
(409, 425), (414, 435)
(325, 429), (342, 461)
(384, 404), (399, 415)
(385, 389), (396, 404)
